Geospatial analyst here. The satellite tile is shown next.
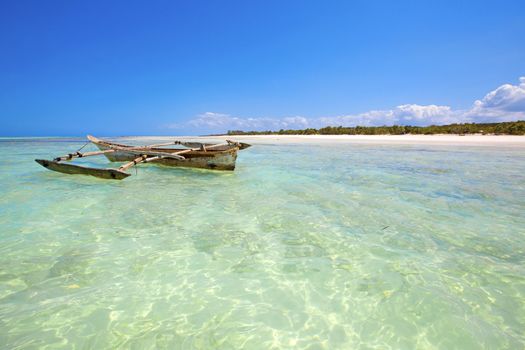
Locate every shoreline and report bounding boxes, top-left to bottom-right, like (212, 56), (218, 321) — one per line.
(4, 134), (523, 147)
(204, 134), (525, 146)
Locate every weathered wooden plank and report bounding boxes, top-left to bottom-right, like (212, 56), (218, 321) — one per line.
(119, 155), (153, 172)
(53, 149), (116, 162)
(88, 134), (251, 151)
(98, 143), (188, 160)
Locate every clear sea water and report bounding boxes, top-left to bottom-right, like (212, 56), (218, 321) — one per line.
(0, 137), (524, 349)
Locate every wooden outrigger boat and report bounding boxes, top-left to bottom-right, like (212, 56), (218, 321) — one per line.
(35, 135), (251, 180)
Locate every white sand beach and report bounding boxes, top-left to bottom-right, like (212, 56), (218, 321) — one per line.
(208, 134), (525, 146)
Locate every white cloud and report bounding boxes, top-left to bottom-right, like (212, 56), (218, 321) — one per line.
(177, 112), (311, 131)
(169, 77), (525, 132)
(474, 77), (525, 112)
(319, 104), (461, 127)
(465, 77), (525, 122)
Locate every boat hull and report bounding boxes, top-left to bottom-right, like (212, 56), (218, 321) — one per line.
(93, 143), (238, 171)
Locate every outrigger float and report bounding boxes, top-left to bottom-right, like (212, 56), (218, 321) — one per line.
(35, 135), (251, 180)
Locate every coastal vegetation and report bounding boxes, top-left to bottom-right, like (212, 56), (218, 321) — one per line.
(227, 120), (525, 136)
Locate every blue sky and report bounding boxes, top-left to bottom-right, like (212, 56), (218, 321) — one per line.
(1, 0), (524, 136)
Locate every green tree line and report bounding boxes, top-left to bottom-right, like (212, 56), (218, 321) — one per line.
(227, 120), (525, 136)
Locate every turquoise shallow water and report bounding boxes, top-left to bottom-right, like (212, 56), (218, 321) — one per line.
(0, 137), (524, 349)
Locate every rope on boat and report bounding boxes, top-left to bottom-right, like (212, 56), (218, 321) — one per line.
(76, 141), (90, 153)
(131, 155), (148, 175)
(61, 142), (91, 161)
